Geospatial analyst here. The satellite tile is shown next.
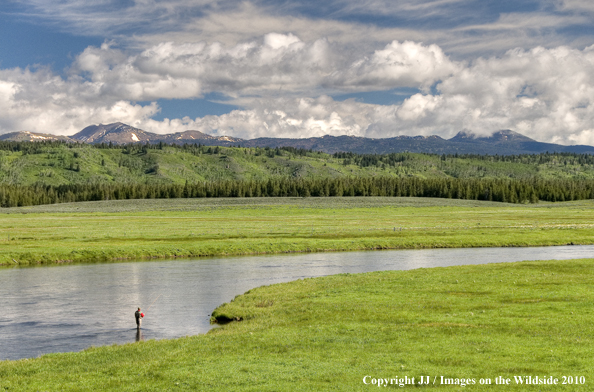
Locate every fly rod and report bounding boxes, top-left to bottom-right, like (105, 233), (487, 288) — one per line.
(145, 292), (163, 313)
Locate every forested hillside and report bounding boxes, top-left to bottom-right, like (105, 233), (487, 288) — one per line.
(1, 140), (594, 206)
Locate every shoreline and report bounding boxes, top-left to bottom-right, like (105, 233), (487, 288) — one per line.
(3, 238), (593, 267)
(2, 197), (594, 266)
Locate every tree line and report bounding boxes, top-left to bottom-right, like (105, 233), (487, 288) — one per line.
(1, 177), (592, 207)
(332, 151), (594, 168)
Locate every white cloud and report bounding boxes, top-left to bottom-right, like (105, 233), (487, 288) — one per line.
(127, 3), (594, 60)
(70, 36), (454, 100)
(433, 45), (594, 142)
(139, 96), (369, 138)
(4, 35), (455, 135)
(134, 43), (594, 145)
(396, 93), (441, 121)
(331, 40), (460, 91)
(2, 34), (594, 146)
(0, 66), (158, 135)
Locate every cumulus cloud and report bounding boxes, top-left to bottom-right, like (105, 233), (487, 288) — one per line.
(3, 35), (451, 134)
(69, 35), (330, 100)
(139, 96), (371, 138)
(2, 34), (594, 146)
(0, 66), (158, 134)
(434, 45), (594, 142)
(133, 43), (594, 145)
(331, 40), (460, 91)
(69, 36), (455, 101)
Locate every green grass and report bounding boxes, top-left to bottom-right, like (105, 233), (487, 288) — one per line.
(1, 258), (592, 391)
(1, 197), (594, 266)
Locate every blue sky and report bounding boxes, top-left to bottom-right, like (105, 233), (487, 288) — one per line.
(1, 0), (593, 144)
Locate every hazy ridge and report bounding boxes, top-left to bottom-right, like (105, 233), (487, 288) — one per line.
(3, 123), (594, 155)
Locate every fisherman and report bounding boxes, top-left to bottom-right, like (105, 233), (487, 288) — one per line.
(135, 307), (144, 329)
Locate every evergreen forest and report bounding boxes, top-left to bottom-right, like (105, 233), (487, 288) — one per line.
(1, 140), (594, 207)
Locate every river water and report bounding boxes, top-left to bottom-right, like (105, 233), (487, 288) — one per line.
(1, 245), (593, 360)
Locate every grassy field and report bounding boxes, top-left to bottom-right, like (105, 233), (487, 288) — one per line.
(0, 258), (591, 391)
(1, 197), (594, 266)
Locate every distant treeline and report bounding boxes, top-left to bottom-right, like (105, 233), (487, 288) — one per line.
(0, 139), (312, 158)
(4, 139), (594, 166)
(333, 151), (594, 167)
(1, 177), (592, 207)
(5, 139), (594, 163)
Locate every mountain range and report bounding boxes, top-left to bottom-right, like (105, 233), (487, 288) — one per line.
(2, 122), (594, 156)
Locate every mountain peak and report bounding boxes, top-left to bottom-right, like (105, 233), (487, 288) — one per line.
(72, 122), (154, 144)
(7, 122), (592, 155)
(70, 122), (242, 145)
(450, 130), (535, 143)
(0, 131), (75, 143)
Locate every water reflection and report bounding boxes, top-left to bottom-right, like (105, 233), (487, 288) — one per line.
(1, 245), (593, 360)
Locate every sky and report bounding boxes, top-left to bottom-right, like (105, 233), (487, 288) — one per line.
(0, 1), (593, 144)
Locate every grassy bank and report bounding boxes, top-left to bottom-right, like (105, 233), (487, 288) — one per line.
(1, 258), (592, 391)
(2, 197), (594, 266)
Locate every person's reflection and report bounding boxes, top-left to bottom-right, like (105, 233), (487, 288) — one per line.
(136, 328), (144, 342)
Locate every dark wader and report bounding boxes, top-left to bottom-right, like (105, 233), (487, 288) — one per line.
(135, 310), (142, 329)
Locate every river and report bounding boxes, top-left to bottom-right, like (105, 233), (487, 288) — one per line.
(1, 245), (593, 360)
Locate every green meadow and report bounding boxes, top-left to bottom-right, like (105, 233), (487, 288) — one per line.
(0, 258), (591, 391)
(1, 197), (594, 266)
(1, 197), (592, 391)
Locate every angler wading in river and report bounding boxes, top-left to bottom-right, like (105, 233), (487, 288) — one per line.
(135, 308), (144, 329)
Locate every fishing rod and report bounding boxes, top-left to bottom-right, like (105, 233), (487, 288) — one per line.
(137, 291), (167, 323)
(144, 292), (164, 315)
